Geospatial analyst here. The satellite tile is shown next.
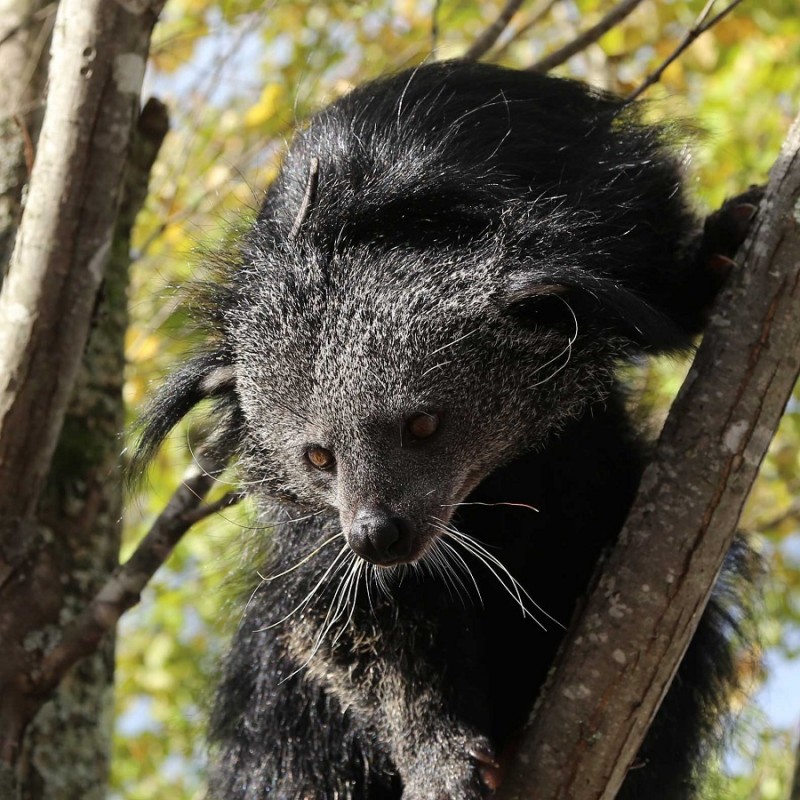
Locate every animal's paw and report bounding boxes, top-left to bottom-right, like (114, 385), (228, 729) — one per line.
(401, 733), (500, 799)
(700, 185), (764, 280)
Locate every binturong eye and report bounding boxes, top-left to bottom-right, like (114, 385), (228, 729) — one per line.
(406, 412), (439, 441)
(305, 446), (336, 471)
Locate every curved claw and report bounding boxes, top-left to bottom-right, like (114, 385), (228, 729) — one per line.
(467, 739), (502, 792)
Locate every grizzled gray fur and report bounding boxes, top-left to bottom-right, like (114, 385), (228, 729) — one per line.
(137, 61), (758, 799)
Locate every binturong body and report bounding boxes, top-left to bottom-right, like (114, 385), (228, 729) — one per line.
(137, 61), (759, 799)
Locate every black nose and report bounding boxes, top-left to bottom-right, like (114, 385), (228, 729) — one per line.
(348, 509), (413, 565)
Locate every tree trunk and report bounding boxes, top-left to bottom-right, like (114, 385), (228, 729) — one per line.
(2, 97), (167, 800)
(0, 0), (53, 279)
(0, 0), (166, 793)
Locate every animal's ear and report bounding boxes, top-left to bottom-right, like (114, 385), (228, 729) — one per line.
(500, 279), (573, 327)
(130, 352), (236, 478)
(500, 272), (691, 352)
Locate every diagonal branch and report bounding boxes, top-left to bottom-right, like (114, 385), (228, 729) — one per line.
(529, 0), (646, 73)
(462, 0), (527, 62)
(499, 107), (800, 799)
(0, 1), (56, 50)
(628, 0), (746, 101)
(35, 455), (238, 691)
(488, 0), (561, 61)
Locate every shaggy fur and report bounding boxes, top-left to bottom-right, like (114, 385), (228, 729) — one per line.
(137, 61), (755, 799)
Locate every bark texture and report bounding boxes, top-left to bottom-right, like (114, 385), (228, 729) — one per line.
(0, 54), (167, 800)
(8, 98), (168, 800)
(0, 1), (165, 782)
(0, 0), (53, 278)
(0, 0), (164, 545)
(499, 113), (800, 799)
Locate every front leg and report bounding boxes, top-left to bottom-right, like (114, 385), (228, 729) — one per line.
(398, 725), (501, 800)
(284, 595), (500, 799)
(676, 186), (764, 334)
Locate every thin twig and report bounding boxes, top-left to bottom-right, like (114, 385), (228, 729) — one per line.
(627, 0), (746, 101)
(791, 727), (800, 800)
(0, 2), (56, 50)
(752, 499), (800, 534)
(431, 0), (443, 54)
(489, 0), (561, 61)
(529, 0), (646, 73)
(462, 0), (527, 62)
(35, 454), (236, 690)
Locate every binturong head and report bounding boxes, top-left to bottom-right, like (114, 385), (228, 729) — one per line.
(135, 61), (701, 568)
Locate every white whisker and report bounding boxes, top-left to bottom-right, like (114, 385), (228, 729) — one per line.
(261, 531), (342, 581)
(257, 543), (351, 631)
(434, 522), (564, 631)
(427, 327), (479, 358)
(441, 501), (539, 513)
(527, 295), (578, 391)
(427, 538), (470, 606)
(437, 536), (483, 605)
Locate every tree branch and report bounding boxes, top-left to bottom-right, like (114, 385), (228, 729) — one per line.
(462, 0), (527, 62)
(488, 0), (560, 61)
(0, 0), (165, 547)
(499, 109), (800, 799)
(0, 451), (234, 767)
(0, 92), (170, 776)
(628, 0), (746, 102)
(0, 1), (56, 50)
(35, 457), (237, 691)
(791, 729), (800, 800)
(529, 0), (646, 73)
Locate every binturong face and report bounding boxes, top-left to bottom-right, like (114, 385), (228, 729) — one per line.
(230, 234), (610, 568)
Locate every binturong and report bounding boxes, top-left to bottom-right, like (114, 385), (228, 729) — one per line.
(135, 61), (761, 799)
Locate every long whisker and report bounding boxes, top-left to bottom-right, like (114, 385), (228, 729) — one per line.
(435, 521), (537, 626)
(372, 563), (394, 599)
(436, 535), (483, 605)
(527, 295), (578, 391)
(285, 554), (364, 681)
(200, 509), (322, 534)
(311, 555), (357, 651)
(261, 531), (342, 581)
(427, 538), (471, 606)
(329, 558), (365, 649)
(271, 511), (325, 526)
(434, 522), (564, 630)
(427, 327), (479, 358)
(440, 501), (539, 513)
(241, 516), (322, 610)
(257, 542), (351, 631)
(243, 572), (268, 617)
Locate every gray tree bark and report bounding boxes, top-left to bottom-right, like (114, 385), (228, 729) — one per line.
(10, 99), (168, 800)
(0, 1), (166, 796)
(0, 0), (53, 278)
(0, 0), (164, 540)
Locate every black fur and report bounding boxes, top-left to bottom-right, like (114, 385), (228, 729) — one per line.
(137, 61), (756, 799)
